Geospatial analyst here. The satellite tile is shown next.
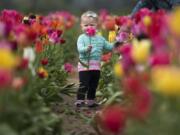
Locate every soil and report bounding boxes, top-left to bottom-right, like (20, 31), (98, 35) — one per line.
(57, 71), (99, 135)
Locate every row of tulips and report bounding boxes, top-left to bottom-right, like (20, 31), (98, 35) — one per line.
(94, 8), (180, 135)
(0, 9), (76, 89)
(0, 9), (76, 134)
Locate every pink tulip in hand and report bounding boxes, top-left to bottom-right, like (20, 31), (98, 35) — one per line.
(85, 26), (96, 37)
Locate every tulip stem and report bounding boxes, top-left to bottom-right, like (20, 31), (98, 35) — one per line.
(87, 37), (91, 70)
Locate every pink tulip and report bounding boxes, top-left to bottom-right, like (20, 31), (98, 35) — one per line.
(0, 22), (5, 37)
(64, 63), (73, 73)
(0, 9), (23, 26)
(11, 77), (25, 90)
(48, 30), (63, 44)
(149, 52), (170, 66)
(99, 9), (109, 21)
(85, 27), (96, 37)
(116, 31), (130, 42)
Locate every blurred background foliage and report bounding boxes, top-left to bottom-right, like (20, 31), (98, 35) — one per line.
(0, 0), (137, 15)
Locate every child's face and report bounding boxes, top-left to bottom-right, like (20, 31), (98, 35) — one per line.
(81, 16), (98, 32)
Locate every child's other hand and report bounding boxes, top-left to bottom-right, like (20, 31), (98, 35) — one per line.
(114, 41), (122, 48)
(87, 45), (92, 52)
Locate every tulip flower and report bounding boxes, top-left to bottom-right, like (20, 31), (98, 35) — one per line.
(151, 66), (180, 96)
(0, 9), (23, 25)
(23, 47), (36, 63)
(11, 77), (25, 90)
(99, 105), (127, 134)
(169, 8), (180, 35)
(35, 40), (43, 53)
(17, 58), (29, 69)
(0, 22), (5, 38)
(41, 58), (48, 66)
(0, 69), (12, 88)
(85, 26), (96, 37)
(0, 48), (16, 70)
(64, 63), (73, 73)
(143, 16), (152, 27)
(149, 52), (170, 66)
(114, 62), (124, 78)
(116, 31), (130, 43)
(37, 67), (48, 78)
(101, 52), (112, 63)
(131, 39), (151, 64)
(108, 31), (116, 43)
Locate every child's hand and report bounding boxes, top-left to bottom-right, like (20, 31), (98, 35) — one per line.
(114, 41), (123, 48)
(87, 45), (92, 52)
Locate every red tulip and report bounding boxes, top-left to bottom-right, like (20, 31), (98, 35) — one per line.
(128, 88), (152, 120)
(0, 69), (12, 88)
(123, 76), (152, 120)
(18, 58), (29, 69)
(100, 105), (127, 134)
(101, 52), (112, 62)
(103, 16), (116, 31)
(35, 40), (43, 53)
(60, 38), (66, 44)
(115, 16), (132, 27)
(41, 58), (48, 65)
(123, 76), (142, 95)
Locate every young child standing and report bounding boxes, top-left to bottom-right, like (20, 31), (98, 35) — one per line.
(75, 11), (114, 108)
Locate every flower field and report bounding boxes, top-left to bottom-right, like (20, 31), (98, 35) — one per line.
(0, 7), (180, 135)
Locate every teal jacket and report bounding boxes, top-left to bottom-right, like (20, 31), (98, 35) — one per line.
(77, 34), (113, 62)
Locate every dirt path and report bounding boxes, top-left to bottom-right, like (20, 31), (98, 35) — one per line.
(59, 71), (98, 135)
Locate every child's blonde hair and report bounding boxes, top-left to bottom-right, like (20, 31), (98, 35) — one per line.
(81, 11), (98, 21)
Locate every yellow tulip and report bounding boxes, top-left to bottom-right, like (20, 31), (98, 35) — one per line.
(143, 16), (152, 26)
(38, 67), (48, 78)
(114, 62), (123, 78)
(108, 31), (116, 43)
(131, 39), (151, 64)
(0, 48), (16, 70)
(151, 66), (180, 96)
(97, 31), (103, 36)
(169, 8), (180, 35)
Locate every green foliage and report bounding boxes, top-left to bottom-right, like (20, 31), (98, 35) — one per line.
(0, 124), (18, 135)
(62, 25), (80, 64)
(97, 54), (123, 105)
(0, 43), (76, 135)
(33, 43), (77, 105)
(0, 82), (63, 135)
(125, 96), (180, 135)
